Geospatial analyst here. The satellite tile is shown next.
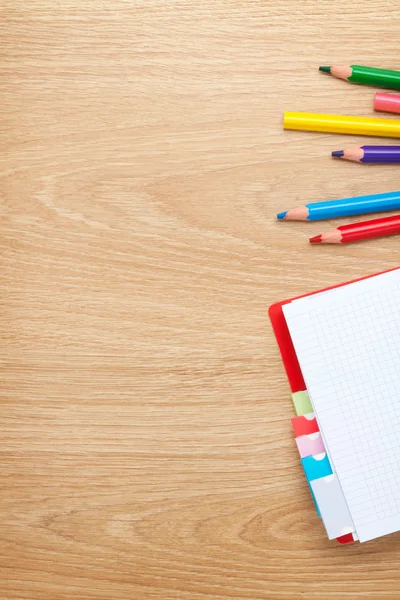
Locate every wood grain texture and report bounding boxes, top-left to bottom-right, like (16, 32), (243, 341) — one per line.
(1, 2), (400, 598)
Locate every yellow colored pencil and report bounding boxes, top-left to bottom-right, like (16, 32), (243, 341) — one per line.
(284, 112), (400, 138)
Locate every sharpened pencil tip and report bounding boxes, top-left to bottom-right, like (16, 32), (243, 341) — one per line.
(310, 235), (322, 244)
(331, 150), (344, 158)
(276, 211), (287, 220)
(319, 66), (331, 73)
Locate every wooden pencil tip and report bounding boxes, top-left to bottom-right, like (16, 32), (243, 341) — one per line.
(309, 234), (322, 244)
(319, 66), (331, 73)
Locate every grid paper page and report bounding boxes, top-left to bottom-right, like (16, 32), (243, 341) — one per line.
(283, 269), (400, 543)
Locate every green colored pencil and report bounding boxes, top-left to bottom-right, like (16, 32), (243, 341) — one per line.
(319, 65), (400, 90)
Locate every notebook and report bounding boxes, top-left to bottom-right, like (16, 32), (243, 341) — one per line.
(270, 266), (400, 543)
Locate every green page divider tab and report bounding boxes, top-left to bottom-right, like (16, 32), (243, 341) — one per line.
(292, 390), (312, 416)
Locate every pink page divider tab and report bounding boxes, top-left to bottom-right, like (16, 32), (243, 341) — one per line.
(295, 432), (325, 458)
(291, 412), (319, 437)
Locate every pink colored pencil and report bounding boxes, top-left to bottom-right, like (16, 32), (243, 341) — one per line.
(374, 92), (400, 115)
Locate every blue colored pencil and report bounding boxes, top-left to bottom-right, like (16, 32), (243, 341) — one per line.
(276, 190), (400, 221)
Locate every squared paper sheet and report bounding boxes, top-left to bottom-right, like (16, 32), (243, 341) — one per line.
(283, 269), (400, 543)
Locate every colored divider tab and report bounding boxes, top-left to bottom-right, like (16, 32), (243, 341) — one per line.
(295, 432), (325, 458)
(291, 390), (313, 416)
(291, 412), (319, 437)
(301, 453), (332, 482)
(300, 451), (332, 519)
(311, 474), (355, 540)
(309, 486), (321, 517)
(289, 398), (356, 544)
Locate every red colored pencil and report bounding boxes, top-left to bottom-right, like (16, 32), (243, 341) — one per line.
(310, 214), (400, 244)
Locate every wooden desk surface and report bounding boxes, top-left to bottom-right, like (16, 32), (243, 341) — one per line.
(1, 2), (400, 598)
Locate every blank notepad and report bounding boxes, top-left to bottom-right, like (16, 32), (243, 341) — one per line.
(283, 269), (400, 542)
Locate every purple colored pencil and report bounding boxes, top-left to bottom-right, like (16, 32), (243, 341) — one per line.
(332, 145), (400, 163)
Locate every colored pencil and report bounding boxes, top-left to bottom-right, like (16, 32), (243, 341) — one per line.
(319, 65), (400, 90)
(276, 190), (400, 221)
(374, 92), (400, 115)
(331, 146), (400, 163)
(284, 112), (400, 138)
(310, 214), (400, 244)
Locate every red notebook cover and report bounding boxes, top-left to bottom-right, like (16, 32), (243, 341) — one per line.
(268, 267), (398, 544)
